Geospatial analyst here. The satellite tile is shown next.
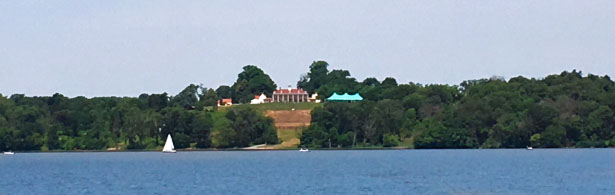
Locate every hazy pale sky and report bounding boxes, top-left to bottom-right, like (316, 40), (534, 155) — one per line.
(1, 1), (614, 97)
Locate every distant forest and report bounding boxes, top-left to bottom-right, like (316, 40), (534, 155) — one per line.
(300, 61), (615, 149)
(1, 61), (615, 151)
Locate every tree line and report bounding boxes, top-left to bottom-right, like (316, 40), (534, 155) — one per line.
(300, 61), (615, 148)
(2, 60), (614, 150)
(0, 66), (278, 151)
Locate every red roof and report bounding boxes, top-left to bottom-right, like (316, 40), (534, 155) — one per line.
(221, 99), (232, 103)
(274, 88), (307, 94)
(254, 95), (260, 99)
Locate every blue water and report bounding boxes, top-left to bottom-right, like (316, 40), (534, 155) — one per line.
(0, 149), (614, 194)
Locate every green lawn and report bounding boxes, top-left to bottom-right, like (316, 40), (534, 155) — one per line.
(272, 128), (303, 149)
(278, 128), (301, 141)
(220, 102), (322, 113)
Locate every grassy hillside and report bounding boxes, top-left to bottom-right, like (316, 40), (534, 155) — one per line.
(218, 102), (320, 149)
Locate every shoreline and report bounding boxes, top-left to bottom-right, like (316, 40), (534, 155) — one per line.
(5, 147), (614, 153)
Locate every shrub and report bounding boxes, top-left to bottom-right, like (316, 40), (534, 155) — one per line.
(383, 134), (400, 147)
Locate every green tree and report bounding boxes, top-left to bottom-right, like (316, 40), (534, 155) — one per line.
(232, 65), (277, 103)
(192, 112), (213, 148)
(210, 114), (236, 148)
(215, 85), (232, 99)
(171, 84), (200, 109)
(297, 61), (330, 94)
(362, 77), (380, 87)
(400, 108), (417, 138)
(148, 93), (169, 111)
(225, 106), (278, 146)
(539, 124), (567, 147)
(381, 77), (398, 87)
(197, 88), (218, 110)
(382, 134), (400, 147)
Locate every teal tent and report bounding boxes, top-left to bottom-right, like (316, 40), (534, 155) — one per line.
(326, 92), (363, 101)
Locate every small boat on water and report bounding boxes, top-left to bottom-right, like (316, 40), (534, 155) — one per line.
(299, 148), (310, 152)
(526, 146), (533, 150)
(3, 151), (15, 155)
(162, 134), (176, 153)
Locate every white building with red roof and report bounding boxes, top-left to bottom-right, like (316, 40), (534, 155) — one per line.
(250, 93), (269, 104)
(272, 88), (309, 103)
(217, 98), (233, 106)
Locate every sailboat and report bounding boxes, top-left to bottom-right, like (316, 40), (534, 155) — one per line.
(162, 134), (176, 153)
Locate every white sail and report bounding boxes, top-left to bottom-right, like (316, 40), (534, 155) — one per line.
(162, 134), (176, 153)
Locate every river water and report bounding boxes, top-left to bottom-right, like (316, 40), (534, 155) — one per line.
(1, 149), (613, 194)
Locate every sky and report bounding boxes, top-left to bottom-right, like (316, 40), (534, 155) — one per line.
(1, 0), (614, 97)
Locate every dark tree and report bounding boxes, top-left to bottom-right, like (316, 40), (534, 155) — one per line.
(231, 65), (277, 103)
(171, 84), (199, 109)
(215, 85), (232, 99)
(297, 61), (330, 94)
